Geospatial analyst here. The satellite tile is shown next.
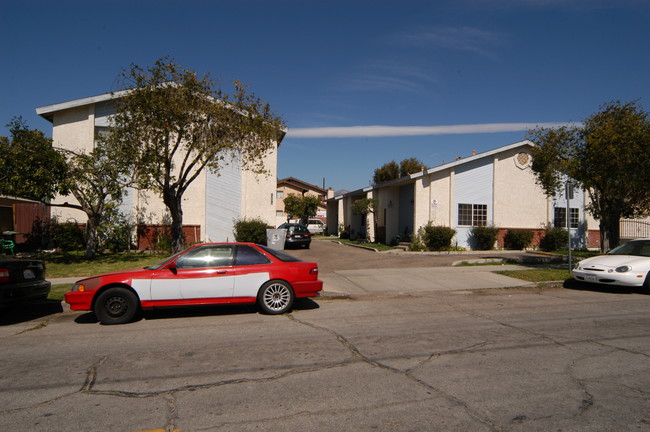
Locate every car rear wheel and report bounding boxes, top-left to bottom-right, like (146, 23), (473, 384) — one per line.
(94, 287), (140, 325)
(258, 280), (295, 314)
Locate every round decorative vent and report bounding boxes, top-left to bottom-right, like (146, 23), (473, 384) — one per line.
(515, 152), (530, 169)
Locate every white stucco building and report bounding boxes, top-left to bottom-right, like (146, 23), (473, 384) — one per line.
(36, 90), (282, 248)
(327, 140), (601, 250)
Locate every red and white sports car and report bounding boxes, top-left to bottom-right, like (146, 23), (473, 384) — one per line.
(65, 243), (323, 324)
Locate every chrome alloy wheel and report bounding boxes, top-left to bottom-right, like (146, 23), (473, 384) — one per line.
(262, 282), (291, 312)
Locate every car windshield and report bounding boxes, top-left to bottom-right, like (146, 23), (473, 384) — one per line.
(607, 240), (650, 257)
(259, 245), (302, 262)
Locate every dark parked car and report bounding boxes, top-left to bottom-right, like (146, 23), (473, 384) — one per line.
(0, 257), (51, 308)
(278, 223), (312, 249)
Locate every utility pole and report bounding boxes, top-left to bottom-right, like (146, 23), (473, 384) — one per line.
(566, 182), (574, 270)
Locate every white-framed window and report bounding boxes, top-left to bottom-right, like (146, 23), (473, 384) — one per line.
(458, 203), (488, 226)
(276, 190), (284, 199)
(554, 207), (579, 229)
(276, 210), (284, 217)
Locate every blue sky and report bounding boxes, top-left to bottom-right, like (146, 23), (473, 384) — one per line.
(2, 0), (649, 192)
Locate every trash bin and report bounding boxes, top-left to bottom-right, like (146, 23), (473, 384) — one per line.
(266, 229), (287, 250)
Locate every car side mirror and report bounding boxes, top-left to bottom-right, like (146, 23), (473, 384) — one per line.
(166, 261), (177, 273)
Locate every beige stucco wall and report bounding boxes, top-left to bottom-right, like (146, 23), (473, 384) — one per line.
(582, 190), (599, 232)
(50, 105), (97, 223)
(413, 169), (452, 230)
(493, 148), (549, 229)
(241, 146), (278, 228)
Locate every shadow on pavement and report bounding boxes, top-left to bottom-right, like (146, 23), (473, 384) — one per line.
(73, 298), (321, 325)
(0, 300), (64, 326)
(563, 278), (648, 295)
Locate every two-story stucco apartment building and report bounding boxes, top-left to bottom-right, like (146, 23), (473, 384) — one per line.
(36, 90), (281, 248)
(274, 177), (330, 227)
(327, 140), (602, 250)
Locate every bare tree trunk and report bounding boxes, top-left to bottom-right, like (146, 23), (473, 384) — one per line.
(84, 213), (101, 259)
(164, 191), (185, 254)
(599, 214), (620, 252)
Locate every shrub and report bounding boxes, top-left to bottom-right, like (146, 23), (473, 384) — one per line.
(154, 230), (173, 253)
(51, 221), (85, 251)
(98, 206), (134, 253)
(338, 224), (350, 240)
(421, 223), (456, 251)
(25, 217), (54, 251)
(470, 225), (499, 250)
(504, 229), (534, 250)
(233, 217), (269, 244)
(409, 227), (427, 251)
(540, 227), (569, 252)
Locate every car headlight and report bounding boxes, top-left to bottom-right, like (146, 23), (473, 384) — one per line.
(615, 266), (631, 273)
(72, 283), (85, 292)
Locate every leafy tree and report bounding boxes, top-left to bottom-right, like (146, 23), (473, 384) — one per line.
(110, 57), (285, 253)
(373, 160), (399, 184)
(373, 157), (426, 184)
(400, 157), (426, 177)
(0, 118), (127, 258)
(283, 194), (321, 225)
(528, 101), (650, 251)
(352, 198), (379, 241)
(57, 143), (130, 258)
(0, 117), (68, 200)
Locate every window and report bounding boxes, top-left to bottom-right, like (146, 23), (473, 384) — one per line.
(554, 208), (579, 229)
(176, 245), (234, 269)
(235, 245), (270, 266)
(458, 204), (487, 226)
(276, 210), (284, 217)
(276, 190), (284, 199)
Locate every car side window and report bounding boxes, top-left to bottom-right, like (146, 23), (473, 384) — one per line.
(235, 245), (270, 266)
(175, 245), (234, 269)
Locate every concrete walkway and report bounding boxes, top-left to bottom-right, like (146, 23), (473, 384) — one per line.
(319, 264), (535, 297)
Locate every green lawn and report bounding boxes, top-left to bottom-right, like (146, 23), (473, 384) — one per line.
(49, 284), (72, 301)
(495, 268), (572, 283)
(42, 251), (169, 278)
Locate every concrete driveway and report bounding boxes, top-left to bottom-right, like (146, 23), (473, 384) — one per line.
(288, 240), (539, 297)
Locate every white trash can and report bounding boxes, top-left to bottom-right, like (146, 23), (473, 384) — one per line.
(266, 229), (287, 250)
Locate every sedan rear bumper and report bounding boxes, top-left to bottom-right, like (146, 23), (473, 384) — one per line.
(0, 280), (51, 307)
(293, 280), (323, 297)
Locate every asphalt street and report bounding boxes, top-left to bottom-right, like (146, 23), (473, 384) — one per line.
(1, 241), (648, 431)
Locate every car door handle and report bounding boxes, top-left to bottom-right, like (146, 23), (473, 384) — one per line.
(216, 270), (229, 274)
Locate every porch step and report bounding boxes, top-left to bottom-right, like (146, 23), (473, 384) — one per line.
(394, 242), (411, 251)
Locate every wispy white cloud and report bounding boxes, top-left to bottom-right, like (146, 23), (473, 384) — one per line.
(396, 26), (504, 57)
(287, 122), (577, 138)
(341, 62), (439, 93)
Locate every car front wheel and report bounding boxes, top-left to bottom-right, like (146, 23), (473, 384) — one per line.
(94, 287), (140, 325)
(258, 280), (295, 314)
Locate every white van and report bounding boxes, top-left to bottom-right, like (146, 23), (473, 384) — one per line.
(306, 219), (325, 235)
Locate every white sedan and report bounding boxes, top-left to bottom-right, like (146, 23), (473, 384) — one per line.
(572, 239), (650, 292)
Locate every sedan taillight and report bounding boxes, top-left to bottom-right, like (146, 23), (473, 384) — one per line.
(0, 268), (9, 283)
(310, 267), (319, 275)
